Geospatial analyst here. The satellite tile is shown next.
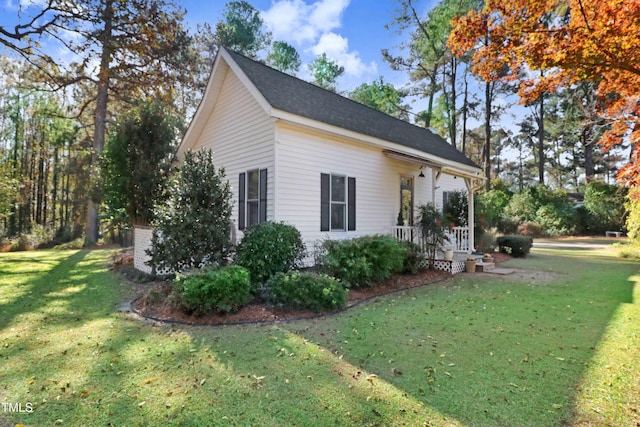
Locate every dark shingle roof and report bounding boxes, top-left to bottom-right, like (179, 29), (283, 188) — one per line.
(225, 49), (480, 169)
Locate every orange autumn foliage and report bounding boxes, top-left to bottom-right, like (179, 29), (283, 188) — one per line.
(449, 0), (640, 185)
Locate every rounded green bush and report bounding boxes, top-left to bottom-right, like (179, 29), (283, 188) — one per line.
(496, 235), (533, 257)
(319, 235), (405, 287)
(235, 221), (306, 285)
(176, 265), (252, 315)
(399, 240), (424, 274)
(266, 271), (348, 313)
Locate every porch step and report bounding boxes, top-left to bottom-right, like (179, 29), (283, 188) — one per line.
(476, 262), (495, 272)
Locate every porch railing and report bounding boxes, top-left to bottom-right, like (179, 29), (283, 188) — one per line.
(446, 227), (469, 252)
(391, 225), (470, 253)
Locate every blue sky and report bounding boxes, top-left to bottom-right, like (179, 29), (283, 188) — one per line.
(0, 0), (508, 136)
(181, 0), (412, 88)
(0, 0), (439, 92)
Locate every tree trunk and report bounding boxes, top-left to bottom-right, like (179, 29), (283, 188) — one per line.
(584, 126), (594, 181)
(462, 68), (469, 156)
(449, 56), (457, 148)
(85, 0), (114, 245)
(538, 94), (545, 184)
(423, 71), (438, 129)
(484, 80), (492, 191)
(51, 146), (59, 232)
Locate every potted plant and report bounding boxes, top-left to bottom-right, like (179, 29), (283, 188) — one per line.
(482, 253), (494, 263)
(444, 247), (454, 261)
(416, 203), (450, 269)
(465, 257), (476, 273)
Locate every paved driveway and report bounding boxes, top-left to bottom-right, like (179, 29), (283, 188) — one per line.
(533, 241), (611, 250)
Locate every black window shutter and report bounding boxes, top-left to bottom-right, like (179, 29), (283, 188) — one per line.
(238, 172), (246, 230)
(347, 177), (356, 231)
(259, 168), (268, 223)
(320, 173), (330, 231)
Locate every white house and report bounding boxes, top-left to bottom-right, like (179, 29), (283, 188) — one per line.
(133, 48), (484, 273)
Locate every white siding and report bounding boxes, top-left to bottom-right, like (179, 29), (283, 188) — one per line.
(414, 168), (434, 208)
(435, 173), (468, 211)
(191, 67), (275, 234)
(274, 123), (426, 252)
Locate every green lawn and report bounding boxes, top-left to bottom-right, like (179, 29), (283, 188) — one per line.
(0, 245), (638, 426)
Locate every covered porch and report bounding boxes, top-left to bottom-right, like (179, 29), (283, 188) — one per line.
(391, 225), (470, 275)
(391, 225), (471, 253)
(383, 149), (483, 259)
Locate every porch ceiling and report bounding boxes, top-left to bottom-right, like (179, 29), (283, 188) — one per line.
(383, 149), (442, 170)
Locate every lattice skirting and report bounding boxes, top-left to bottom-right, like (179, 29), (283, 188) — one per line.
(133, 226), (171, 276)
(433, 259), (465, 275)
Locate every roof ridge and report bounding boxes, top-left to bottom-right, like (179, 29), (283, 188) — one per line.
(223, 47), (443, 138)
(222, 47), (480, 170)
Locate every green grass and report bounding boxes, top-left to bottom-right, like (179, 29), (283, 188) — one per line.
(534, 236), (626, 245)
(0, 246), (638, 426)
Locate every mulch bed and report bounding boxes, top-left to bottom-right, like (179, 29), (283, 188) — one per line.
(122, 252), (511, 327)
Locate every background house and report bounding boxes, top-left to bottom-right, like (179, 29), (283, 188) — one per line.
(134, 48), (483, 273)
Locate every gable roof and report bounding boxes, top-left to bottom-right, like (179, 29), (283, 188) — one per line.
(224, 49), (480, 170)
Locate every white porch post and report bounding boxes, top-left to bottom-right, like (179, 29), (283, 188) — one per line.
(465, 178), (475, 253)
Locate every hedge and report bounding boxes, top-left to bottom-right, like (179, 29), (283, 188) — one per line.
(497, 235), (533, 257)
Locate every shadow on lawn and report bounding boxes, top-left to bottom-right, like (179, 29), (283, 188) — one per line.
(0, 250), (114, 329)
(284, 247), (638, 426)
(1, 247), (636, 426)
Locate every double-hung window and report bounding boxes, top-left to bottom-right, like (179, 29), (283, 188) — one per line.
(321, 173), (356, 232)
(239, 168), (267, 230)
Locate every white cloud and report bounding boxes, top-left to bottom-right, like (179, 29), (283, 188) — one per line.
(261, 0), (375, 82)
(261, 0), (349, 44)
(261, 0), (317, 45)
(308, 0), (349, 33)
(312, 32), (376, 77)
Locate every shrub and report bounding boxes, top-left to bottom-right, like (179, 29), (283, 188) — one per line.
(416, 203), (450, 269)
(102, 100), (177, 226)
(400, 240), (424, 274)
(175, 265), (252, 315)
(535, 204), (575, 236)
(53, 238), (84, 250)
(319, 235), (405, 287)
(505, 185), (576, 236)
(504, 190), (538, 225)
(235, 221), (306, 285)
(475, 228), (498, 253)
(443, 190), (468, 227)
(266, 271), (348, 313)
(149, 150), (233, 273)
(626, 188), (640, 240)
(497, 235), (533, 257)
(475, 185), (512, 232)
(517, 222), (544, 237)
(583, 181), (627, 234)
